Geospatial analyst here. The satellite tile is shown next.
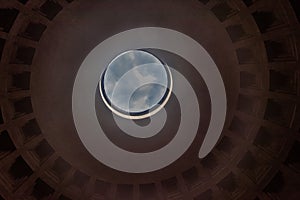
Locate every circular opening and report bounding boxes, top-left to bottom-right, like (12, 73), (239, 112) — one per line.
(99, 50), (172, 119)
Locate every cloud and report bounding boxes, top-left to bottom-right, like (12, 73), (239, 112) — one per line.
(103, 50), (169, 113)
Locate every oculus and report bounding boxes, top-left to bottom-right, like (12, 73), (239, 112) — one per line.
(99, 50), (173, 119)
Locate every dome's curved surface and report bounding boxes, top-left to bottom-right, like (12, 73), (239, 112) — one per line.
(0, 0), (299, 199)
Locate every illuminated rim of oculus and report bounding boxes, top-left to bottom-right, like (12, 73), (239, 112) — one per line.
(99, 50), (173, 119)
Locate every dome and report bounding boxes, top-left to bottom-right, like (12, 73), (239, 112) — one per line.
(0, 0), (299, 199)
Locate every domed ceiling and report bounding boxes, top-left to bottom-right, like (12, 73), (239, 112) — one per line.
(0, 0), (299, 199)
